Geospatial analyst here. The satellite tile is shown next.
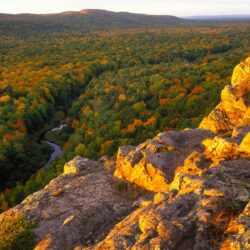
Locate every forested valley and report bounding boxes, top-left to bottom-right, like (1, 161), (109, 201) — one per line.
(0, 23), (249, 211)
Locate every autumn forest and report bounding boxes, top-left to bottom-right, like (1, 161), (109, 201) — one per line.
(0, 16), (249, 211)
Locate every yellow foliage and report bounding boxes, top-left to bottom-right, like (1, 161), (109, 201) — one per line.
(0, 95), (10, 102)
(118, 94), (126, 101)
(0, 213), (35, 250)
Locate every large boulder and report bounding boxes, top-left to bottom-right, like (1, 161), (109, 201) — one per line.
(86, 149), (250, 250)
(63, 156), (100, 175)
(115, 129), (214, 192)
(199, 57), (250, 134)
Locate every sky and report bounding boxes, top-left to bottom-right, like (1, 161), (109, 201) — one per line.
(0, 0), (250, 16)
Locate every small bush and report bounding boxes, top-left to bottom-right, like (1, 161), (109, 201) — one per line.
(0, 214), (35, 250)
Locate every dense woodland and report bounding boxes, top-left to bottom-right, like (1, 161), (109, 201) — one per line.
(0, 10), (186, 36)
(0, 23), (249, 211)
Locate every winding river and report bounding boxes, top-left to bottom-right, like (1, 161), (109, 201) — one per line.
(43, 141), (63, 168)
(41, 122), (67, 167)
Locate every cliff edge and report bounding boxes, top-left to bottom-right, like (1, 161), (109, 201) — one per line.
(0, 58), (249, 250)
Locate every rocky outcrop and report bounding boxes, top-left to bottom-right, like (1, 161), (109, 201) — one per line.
(231, 57), (250, 86)
(115, 129), (214, 192)
(88, 167), (249, 249)
(1, 58), (249, 250)
(199, 57), (250, 134)
(87, 130), (250, 250)
(0, 157), (134, 250)
(83, 58), (250, 249)
(63, 156), (101, 174)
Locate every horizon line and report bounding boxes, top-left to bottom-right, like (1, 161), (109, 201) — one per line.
(1, 8), (250, 18)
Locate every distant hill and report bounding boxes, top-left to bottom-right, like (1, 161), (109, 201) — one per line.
(186, 15), (250, 20)
(0, 9), (188, 36)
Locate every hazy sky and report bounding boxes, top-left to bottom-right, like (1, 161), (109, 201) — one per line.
(0, 0), (250, 16)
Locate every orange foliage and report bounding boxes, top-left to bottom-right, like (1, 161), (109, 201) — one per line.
(134, 119), (143, 126)
(118, 94), (126, 101)
(15, 120), (27, 134)
(174, 78), (181, 84)
(123, 119), (143, 133)
(104, 84), (121, 94)
(189, 86), (205, 96)
(81, 106), (91, 116)
(165, 127), (174, 132)
(0, 95), (10, 102)
(3, 133), (14, 142)
(87, 127), (95, 136)
(159, 98), (171, 105)
(123, 116), (156, 133)
(101, 140), (114, 155)
(71, 119), (80, 129)
(80, 121), (86, 128)
(168, 85), (187, 95)
(144, 115), (157, 127)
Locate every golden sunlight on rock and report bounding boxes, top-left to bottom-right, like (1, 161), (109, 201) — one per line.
(231, 57), (250, 86)
(115, 129), (214, 192)
(63, 215), (75, 226)
(221, 202), (250, 250)
(203, 189), (224, 197)
(202, 137), (239, 160)
(153, 193), (169, 204)
(176, 151), (210, 176)
(239, 132), (250, 154)
(169, 172), (204, 195)
(199, 57), (250, 134)
(34, 236), (52, 250)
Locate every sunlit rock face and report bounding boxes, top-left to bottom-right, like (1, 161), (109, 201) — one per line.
(231, 57), (250, 86)
(115, 129), (214, 192)
(88, 161), (250, 250)
(86, 58), (250, 250)
(221, 201), (250, 250)
(87, 132), (250, 250)
(199, 57), (250, 134)
(239, 132), (250, 154)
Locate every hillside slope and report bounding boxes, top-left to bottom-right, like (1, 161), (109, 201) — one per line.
(0, 57), (249, 250)
(0, 9), (186, 36)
